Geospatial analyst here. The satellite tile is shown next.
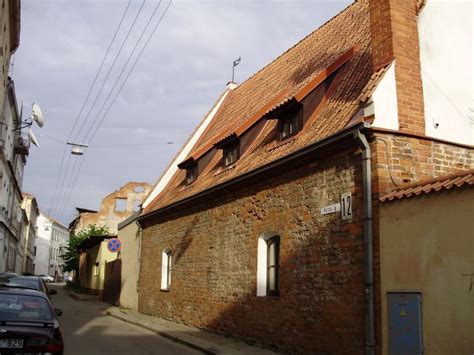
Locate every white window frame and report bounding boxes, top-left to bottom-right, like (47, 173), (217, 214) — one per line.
(256, 232), (280, 296)
(161, 249), (172, 290)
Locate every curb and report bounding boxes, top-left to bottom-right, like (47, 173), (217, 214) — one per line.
(106, 310), (217, 355)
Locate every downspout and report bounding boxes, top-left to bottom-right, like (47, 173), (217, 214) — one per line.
(354, 129), (374, 355)
(135, 219), (143, 296)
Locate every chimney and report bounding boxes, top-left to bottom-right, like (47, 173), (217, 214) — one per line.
(369, 0), (425, 135)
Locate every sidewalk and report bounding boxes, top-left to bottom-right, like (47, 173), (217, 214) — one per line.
(106, 307), (278, 355)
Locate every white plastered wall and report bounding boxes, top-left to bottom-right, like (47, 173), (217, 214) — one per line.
(371, 63), (400, 130)
(418, 0), (474, 145)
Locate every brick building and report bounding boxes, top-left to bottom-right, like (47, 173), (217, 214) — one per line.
(137, 0), (474, 353)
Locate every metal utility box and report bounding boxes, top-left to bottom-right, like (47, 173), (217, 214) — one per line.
(388, 292), (423, 354)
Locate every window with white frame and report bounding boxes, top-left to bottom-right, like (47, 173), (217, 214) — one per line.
(161, 249), (172, 290)
(256, 232), (281, 297)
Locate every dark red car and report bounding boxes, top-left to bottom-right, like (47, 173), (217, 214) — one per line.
(0, 286), (64, 354)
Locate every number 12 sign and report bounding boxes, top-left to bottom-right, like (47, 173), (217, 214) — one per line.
(340, 192), (352, 220)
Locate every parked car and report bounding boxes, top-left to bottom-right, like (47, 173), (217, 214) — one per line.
(38, 274), (55, 283)
(0, 286), (64, 354)
(0, 274), (57, 299)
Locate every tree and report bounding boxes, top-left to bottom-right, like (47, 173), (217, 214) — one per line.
(61, 224), (109, 276)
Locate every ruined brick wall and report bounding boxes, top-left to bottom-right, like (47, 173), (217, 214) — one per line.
(75, 182), (152, 235)
(371, 132), (474, 195)
(139, 145), (368, 354)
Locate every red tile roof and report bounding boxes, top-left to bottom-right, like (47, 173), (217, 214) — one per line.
(380, 169), (474, 202)
(143, 0), (374, 215)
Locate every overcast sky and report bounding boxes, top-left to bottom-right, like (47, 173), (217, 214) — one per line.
(13, 0), (352, 225)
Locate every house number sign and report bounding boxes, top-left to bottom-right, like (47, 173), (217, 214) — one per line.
(340, 192), (352, 220)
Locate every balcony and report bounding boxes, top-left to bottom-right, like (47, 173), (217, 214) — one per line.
(14, 134), (30, 155)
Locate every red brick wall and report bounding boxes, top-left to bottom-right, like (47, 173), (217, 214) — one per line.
(371, 132), (474, 195)
(139, 146), (368, 353)
(369, 0), (425, 135)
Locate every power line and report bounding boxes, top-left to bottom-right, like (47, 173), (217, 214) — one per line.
(82, 0), (165, 144)
(50, 0), (133, 215)
(71, 0), (147, 144)
(39, 134), (180, 147)
(55, 0), (147, 215)
(58, 0), (174, 219)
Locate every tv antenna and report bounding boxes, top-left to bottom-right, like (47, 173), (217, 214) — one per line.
(232, 57), (241, 83)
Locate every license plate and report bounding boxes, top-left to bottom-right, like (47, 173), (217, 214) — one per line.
(0, 338), (23, 348)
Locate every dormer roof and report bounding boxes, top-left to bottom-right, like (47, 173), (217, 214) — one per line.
(142, 0), (375, 217)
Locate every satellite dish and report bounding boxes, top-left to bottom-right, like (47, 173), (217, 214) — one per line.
(28, 128), (40, 147)
(31, 103), (44, 127)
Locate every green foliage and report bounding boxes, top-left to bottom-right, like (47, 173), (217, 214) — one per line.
(61, 224), (109, 274)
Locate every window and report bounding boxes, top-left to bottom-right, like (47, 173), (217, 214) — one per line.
(257, 232), (281, 297)
(185, 166), (197, 185)
(279, 110), (302, 140)
(266, 236), (280, 296)
(223, 144), (240, 167)
(115, 198), (127, 212)
(134, 186), (145, 193)
(161, 250), (172, 290)
(178, 158), (198, 185)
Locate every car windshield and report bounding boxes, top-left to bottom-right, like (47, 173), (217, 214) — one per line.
(0, 293), (53, 321)
(0, 276), (40, 291)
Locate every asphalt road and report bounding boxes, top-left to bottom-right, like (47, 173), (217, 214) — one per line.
(49, 283), (202, 355)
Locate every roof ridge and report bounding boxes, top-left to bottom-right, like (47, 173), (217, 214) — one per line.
(231, 1), (360, 95)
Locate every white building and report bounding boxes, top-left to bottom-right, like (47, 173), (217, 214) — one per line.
(35, 211), (69, 279)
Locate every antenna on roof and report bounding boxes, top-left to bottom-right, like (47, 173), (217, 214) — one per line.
(231, 57), (241, 83)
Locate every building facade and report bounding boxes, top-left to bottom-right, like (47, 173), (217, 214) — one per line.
(0, 0), (24, 274)
(20, 193), (38, 274)
(35, 211), (69, 279)
(137, 0), (474, 353)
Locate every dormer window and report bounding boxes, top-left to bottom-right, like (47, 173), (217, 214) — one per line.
(265, 103), (303, 141)
(223, 145), (239, 166)
(178, 157), (198, 185)
(186, 166), (197, 184)
(279, 108), (302, 140)
(214, 133), (240, 167)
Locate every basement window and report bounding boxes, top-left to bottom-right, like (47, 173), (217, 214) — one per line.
(161, 250), (172, 290)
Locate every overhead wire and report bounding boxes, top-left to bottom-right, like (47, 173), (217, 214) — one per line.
(55, 0), (148, 215)
(58, 0), (174, 218)
(49, 0), (133, 215)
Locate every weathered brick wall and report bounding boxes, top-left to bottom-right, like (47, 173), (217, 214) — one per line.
(371, 132), (474, 194)
(139, 145), (367, 353)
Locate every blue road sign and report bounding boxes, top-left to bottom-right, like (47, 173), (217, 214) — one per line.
(107, 238), (122, 253)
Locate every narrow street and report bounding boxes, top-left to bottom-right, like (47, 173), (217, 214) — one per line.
(49, 284), (202, 355)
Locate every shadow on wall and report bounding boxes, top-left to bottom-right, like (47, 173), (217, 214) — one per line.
(140, 143), (368, 354)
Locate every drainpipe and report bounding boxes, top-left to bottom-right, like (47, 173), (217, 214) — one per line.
(135, 219), (143, 294)
(354, 129), (374, 355)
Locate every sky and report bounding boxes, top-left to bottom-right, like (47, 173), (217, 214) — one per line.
(13, 0), (352, 225)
